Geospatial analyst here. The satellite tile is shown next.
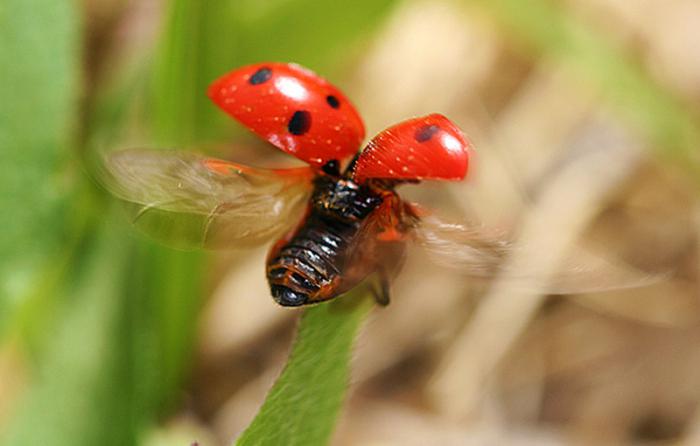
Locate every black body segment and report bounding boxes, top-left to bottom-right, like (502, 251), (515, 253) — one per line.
(266, 173), (385, 306)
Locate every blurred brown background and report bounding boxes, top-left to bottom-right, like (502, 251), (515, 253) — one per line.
(2, 0), (700, 445)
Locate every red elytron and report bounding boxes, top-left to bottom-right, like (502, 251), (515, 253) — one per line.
(353, 114), (470, 182)
(104, 62), (505, 306)
(208, 63), (365, 167)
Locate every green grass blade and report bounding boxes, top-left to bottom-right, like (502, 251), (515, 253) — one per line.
(151, 0), (398, 142)
(1, 220), (135, 446)
(236, 294), (373, 446)
(0, 0), (79, 326)
(2, 214), (205, 446)
(120, 242), (205, 416)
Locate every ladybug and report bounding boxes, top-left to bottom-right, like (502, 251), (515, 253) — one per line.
(105, 62), (636, 307)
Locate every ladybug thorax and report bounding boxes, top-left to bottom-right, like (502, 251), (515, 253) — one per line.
(311, 175), (383, 222)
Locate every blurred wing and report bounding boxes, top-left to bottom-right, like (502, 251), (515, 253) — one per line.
(413, 213), (510, 278)
(414, 213), (665, 294)
(103, 149), (314, 249)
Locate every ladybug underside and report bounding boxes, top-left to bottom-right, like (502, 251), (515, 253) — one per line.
(266, 160), (415, 306)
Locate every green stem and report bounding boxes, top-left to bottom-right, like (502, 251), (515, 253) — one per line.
(236, 292), (374, 446)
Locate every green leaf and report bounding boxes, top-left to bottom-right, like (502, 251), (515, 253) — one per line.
(236, 294), (374, 446)
(0, 0), (79, 326)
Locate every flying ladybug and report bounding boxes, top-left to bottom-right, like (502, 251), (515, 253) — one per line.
(104, 62), (643, 307)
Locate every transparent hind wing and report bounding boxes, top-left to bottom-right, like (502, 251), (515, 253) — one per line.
(413, 212), (665, 294)
(103, 149), (314, 249)
(413, 213), (510, 277)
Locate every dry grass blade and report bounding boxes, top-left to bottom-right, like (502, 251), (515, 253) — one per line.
(429, 117), (644, 419)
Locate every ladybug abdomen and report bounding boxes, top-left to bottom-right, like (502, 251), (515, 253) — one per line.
(266, 174), (386, 306)
(267, 215), (359, 305)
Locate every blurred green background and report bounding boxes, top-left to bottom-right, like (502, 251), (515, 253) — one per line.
(2, 0), (700, 445)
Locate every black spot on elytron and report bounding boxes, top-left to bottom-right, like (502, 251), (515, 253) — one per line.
(249, 67), (272, 85)
(415, 124), (440, 142)
(288, 110), (312, 135)
(326, 95), (340, 109)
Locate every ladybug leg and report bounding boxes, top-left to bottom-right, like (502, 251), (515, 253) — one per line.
(370, 267), (391, 307)
(373, 194), (411, 242)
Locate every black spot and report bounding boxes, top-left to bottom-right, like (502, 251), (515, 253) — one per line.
(249, 67), (272, 85)
(326, 95), (340, 109)
(321, 160), (340, 176)
(415, 124), (440, 142)
(288, 110), (311, 135)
